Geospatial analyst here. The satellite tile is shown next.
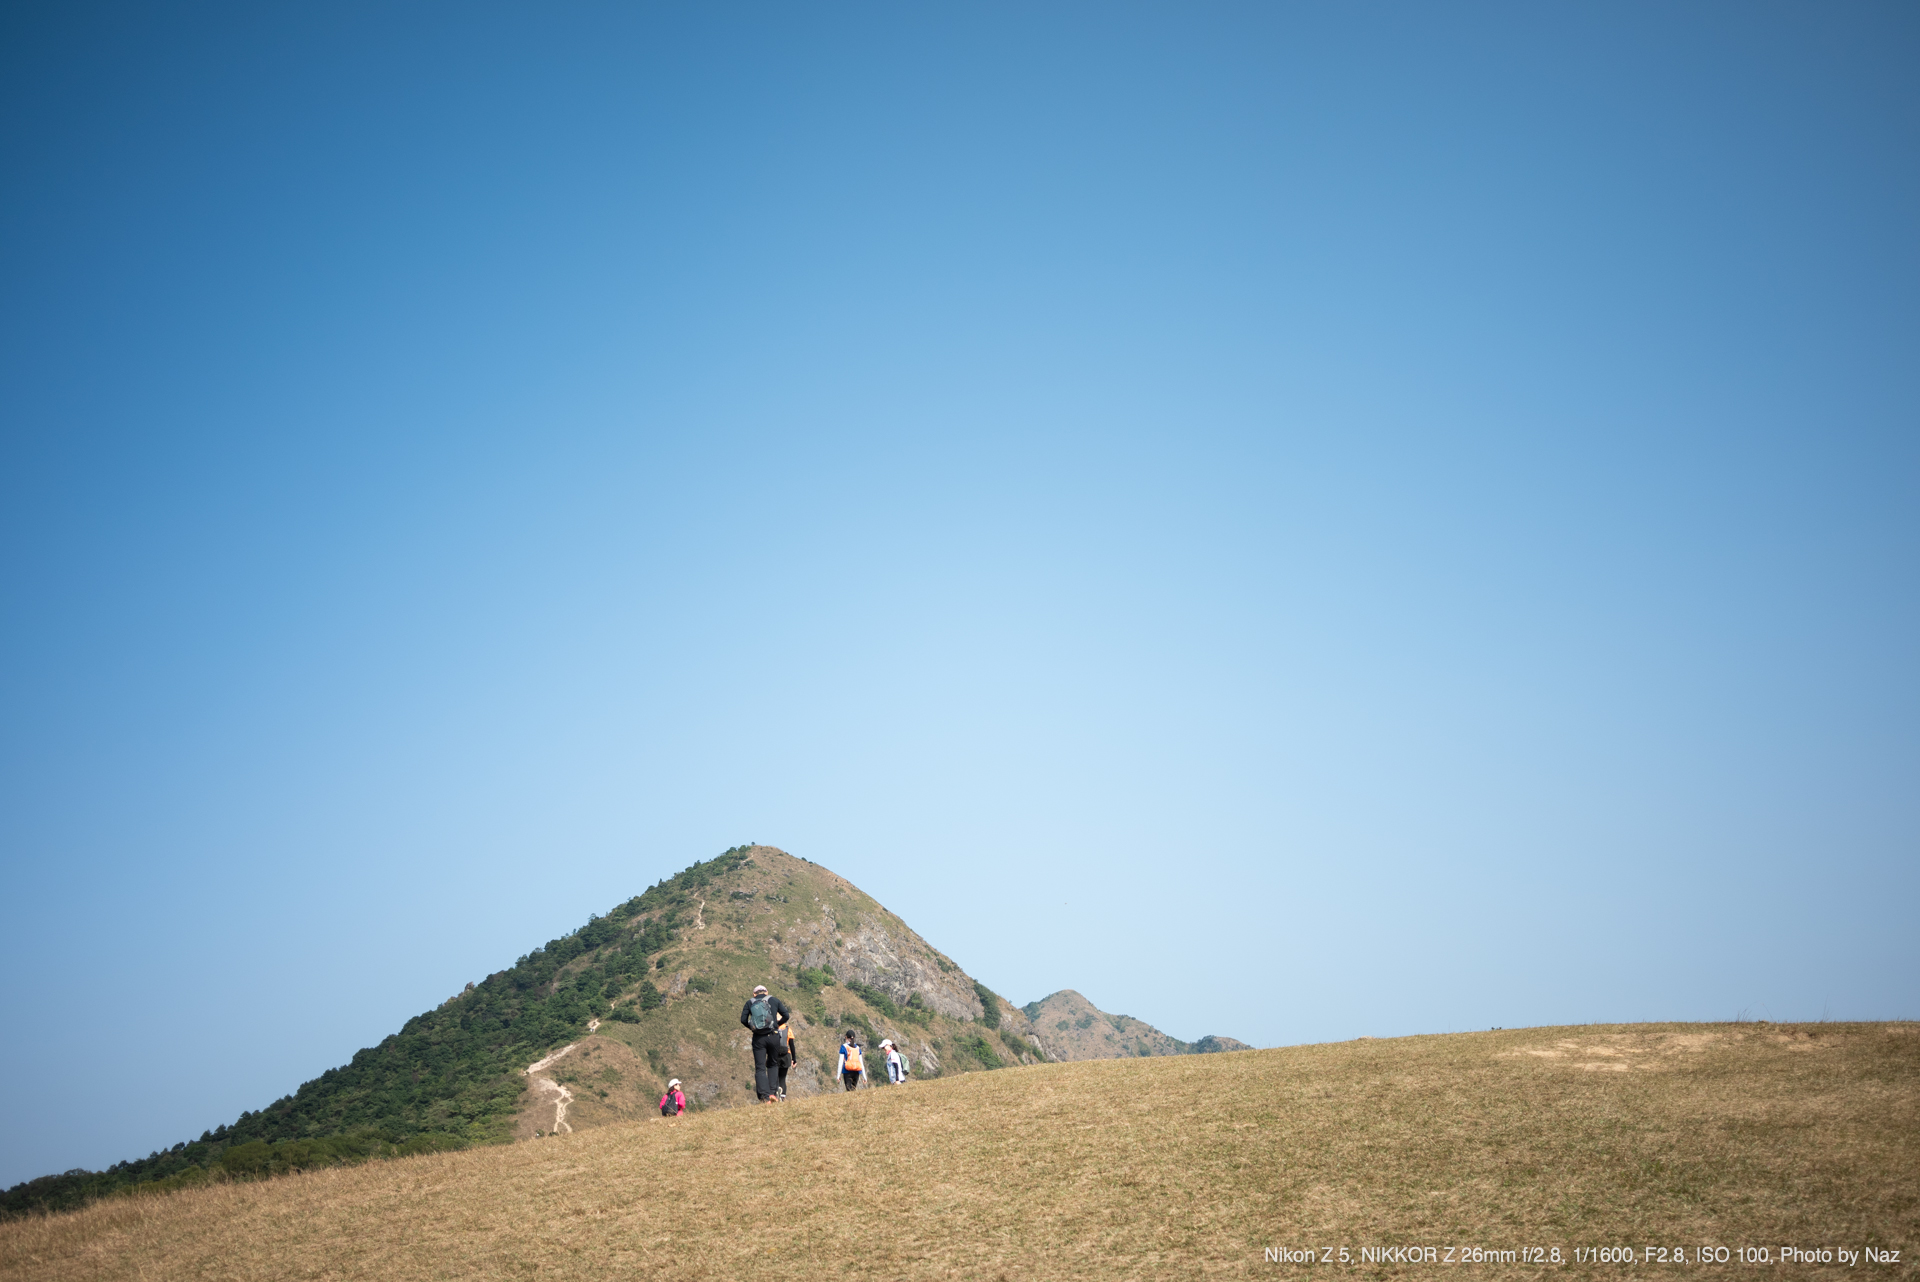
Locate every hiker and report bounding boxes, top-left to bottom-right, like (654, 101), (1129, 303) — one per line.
(739, 984), (792, 1102)
(884, 1039), (907, 1085)
(659, 1079), (686, 1117)
(776, 1022), (796, 1101)
(838, 1031), (866, 1091)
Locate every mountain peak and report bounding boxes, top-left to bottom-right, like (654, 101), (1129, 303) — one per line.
(3, 844), (1247, 1216)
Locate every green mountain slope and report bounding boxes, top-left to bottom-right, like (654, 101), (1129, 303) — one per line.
(2, 845), (1245, 1217)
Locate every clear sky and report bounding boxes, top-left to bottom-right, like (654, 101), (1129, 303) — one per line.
(2, 2), (1915, 1188)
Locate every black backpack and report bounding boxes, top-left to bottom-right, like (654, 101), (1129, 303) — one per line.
(747, 994), (779, 1032)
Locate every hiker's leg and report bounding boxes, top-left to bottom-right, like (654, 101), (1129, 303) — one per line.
(752, 1035), (774, 1100)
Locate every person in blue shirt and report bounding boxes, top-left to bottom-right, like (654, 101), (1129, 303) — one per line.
(837, 1031), (866, 1091)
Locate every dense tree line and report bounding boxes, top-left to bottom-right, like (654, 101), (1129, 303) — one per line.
(1, 848), (756, 1219)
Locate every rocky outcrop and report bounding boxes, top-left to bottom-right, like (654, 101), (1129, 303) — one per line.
(827, 921), (980, 1021)
(781, 872), (980, 1021)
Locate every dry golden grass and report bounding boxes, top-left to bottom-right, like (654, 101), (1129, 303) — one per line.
(5, 1023), (1914, 1280)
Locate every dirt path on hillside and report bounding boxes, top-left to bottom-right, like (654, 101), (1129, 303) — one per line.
(529, 1078), (573, 1134)
(526, 1044), (578, 1074)
(523, 1044), (579, 1134)
(692, 898), (706, 929)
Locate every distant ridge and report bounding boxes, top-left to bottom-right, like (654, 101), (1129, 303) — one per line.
(1020, 990), (1250, 1060)
(2, 846), (1247, 1217)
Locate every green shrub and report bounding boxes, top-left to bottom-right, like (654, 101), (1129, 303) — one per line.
(794, 965), (834, 994)
(847, 980), (898, 1019)
(834, 1012), (878, 1044)
(958, 1033), (1005, 1070)
(972, 981), (1002, 1029)
(638, 981), (664, 1011)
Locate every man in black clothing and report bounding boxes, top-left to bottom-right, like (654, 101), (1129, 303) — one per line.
(739, 984), (792, 1103)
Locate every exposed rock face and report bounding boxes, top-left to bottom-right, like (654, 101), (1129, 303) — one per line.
(785, 870), (980, 1020)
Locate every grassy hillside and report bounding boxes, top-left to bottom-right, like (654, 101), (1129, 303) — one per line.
(1, 846), (754, 1216)
(6, 1023), (1912, 1280)
(8, 845), (1186, 1216)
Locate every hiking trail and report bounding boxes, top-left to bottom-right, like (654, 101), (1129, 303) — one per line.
(524, 1043), (579, 1134)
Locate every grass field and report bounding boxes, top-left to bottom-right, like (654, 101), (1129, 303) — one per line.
(4, 1023), (1914, 1280)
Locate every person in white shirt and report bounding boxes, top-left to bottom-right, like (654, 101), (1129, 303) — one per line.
(882, 1039), (907, 1084)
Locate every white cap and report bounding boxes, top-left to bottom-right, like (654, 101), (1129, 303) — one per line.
(753, 985), (768, 994)
(668, 1079), (681, 1088)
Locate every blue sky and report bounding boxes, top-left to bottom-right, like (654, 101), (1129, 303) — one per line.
(2, 2), (1915, 1187)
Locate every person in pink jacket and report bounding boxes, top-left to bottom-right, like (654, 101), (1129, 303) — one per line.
(658, 1078), (686, 1117)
